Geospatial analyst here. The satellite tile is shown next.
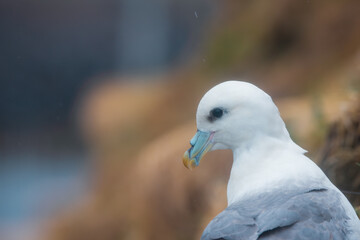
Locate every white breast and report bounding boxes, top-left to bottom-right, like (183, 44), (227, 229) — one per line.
(226, 136), (330, 206)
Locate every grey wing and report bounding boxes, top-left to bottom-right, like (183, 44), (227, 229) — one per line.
(201, 189), (350, 240)
(201, 208), (258, 240)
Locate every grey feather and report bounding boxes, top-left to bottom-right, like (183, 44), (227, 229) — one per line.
(201, 188), (352, 240)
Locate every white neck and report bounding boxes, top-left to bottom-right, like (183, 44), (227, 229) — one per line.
(226, 135), (328, 206)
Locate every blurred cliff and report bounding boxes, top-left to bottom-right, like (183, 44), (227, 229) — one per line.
(319, 97), (360, 207)
(1, 1), (360, 240)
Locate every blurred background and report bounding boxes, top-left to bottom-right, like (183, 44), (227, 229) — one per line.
(1, 0), (360, 239)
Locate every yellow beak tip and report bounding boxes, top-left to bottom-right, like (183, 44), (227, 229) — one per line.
(182, 151), (196, 170)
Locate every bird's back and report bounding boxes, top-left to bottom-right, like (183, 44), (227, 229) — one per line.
(201, 187), (359, 240)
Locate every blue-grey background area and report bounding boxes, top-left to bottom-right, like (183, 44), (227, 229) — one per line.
(0, 0), (216, 239)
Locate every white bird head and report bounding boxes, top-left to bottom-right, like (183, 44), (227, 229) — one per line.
(183, 81), (291, 169)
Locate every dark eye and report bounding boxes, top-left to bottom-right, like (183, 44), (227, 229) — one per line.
(208, 107), (224, 122)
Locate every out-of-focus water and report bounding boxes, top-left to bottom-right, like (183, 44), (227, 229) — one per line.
(0, 153), (90, 240)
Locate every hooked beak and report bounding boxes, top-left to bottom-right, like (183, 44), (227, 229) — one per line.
(183, 130), (215, 170)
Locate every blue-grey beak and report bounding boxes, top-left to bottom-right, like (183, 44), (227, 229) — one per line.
(183, 130), (215, 170)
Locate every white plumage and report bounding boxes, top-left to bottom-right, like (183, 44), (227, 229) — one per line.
(183, 81), (360, 240)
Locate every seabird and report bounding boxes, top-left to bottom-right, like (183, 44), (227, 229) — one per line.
(183, 81), (360, 240)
